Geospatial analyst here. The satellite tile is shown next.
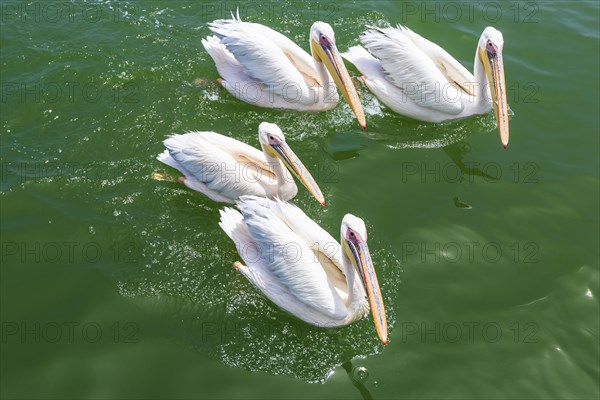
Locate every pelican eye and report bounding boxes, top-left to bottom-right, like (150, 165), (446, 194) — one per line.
(347, 228), (363, 244)
(268, 134), (282, 145)
(486, 40), (497, 54)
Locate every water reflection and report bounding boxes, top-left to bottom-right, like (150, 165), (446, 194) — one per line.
(442, 141), (499, 182)
(342, 362), (374, 400)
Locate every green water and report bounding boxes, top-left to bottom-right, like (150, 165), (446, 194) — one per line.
(1, 0), (599, 398)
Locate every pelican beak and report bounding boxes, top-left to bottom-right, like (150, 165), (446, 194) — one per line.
(311, 37), (366, 129)
(268, 142), (326, 206)
(344, 237), (388, 345)
(480, 44), (509, 148)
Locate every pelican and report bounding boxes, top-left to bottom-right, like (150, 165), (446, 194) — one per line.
(202, 14), (366, 128)
(157, 122), (325, 205)
(219, 196), (388, 345)
(343, 26), (509, 147)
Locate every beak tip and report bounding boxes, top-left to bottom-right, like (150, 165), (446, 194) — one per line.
(321, 200), (326, 206)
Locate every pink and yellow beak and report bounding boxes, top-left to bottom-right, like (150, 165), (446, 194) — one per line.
(343, 235), (388, 345)
(311, 37), (366, 129)
(267, 141), (326, 206)
(479, 43), (509, 148)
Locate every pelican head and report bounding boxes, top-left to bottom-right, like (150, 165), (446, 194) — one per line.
(258, 122), (325, 205)
(478, 27), (509, 148)
(309, 22), (366, 129)
(341, 214), (388, 345)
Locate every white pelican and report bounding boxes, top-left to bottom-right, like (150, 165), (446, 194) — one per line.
(202, 14), (366, 128)
(219, 196), (388, 345)
(343, 26), (510, 147)
(157, 122), (325, 205)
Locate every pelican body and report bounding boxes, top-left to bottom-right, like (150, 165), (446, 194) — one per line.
(157, 122), (325, 205)
(219, 196), (388, 345)
(202, 14), (366, 128)
(343, 26), (509, 147)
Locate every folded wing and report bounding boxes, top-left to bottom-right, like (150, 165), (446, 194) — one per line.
(238, 197), (347, 320)
(360, 25), (475, 115)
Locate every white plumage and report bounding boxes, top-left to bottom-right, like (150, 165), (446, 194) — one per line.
(343, 26), (510, 147)
(219, 196), (388, 344)
(157, 122), (325, 204)
(202, 15), (366, 127)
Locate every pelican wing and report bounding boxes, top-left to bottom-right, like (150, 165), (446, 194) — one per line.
(197, 131), (277, 182)
(238, 197), (347, 320)
(267, 198), (343, 265)
(209, 19), (320, 100)
(241, 22), (322, 87)
(161, 132), (276, 200)
(267, 198), (349, 301)
(397, 26), (477, 96)
(360, 25), (475, 115)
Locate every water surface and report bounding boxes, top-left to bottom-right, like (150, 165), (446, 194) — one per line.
(1, 0), (599, 398)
